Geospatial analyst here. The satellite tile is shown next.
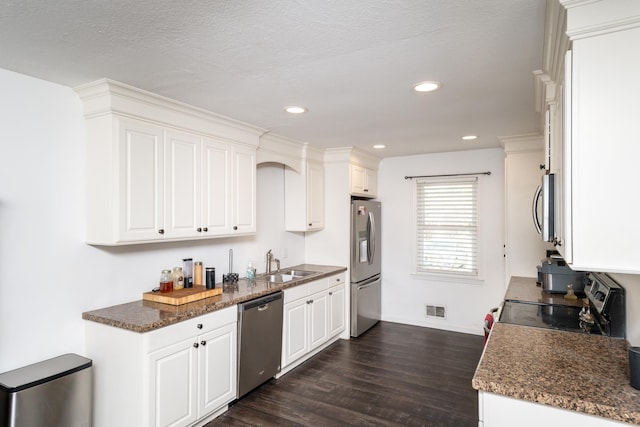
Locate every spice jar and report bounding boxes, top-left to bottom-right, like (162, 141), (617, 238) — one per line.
(194, 261), (203, 286)
(160, 269), (173, 293)
(172, 267), (184, 290)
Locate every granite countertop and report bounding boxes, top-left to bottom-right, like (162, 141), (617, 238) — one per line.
(82, 264), (346, 333)
(473, 276), (640, 424)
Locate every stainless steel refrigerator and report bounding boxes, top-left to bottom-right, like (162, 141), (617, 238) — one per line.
(350, 199), (382, 337)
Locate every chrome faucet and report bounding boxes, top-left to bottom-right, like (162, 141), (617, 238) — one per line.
(265, 249), (280, 274)
(266, 249), (273, 274)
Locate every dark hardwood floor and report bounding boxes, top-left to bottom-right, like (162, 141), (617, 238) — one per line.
(208, 321), (484, 427)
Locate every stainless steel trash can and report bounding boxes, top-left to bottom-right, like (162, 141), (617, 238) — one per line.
(0, 353), (92, 427)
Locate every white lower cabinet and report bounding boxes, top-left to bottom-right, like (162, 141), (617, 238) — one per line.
(281, 273), (345, 372)
(85, 306), (237, 427)
(328, 282), (346, 337)
(478, 391), (627, 427)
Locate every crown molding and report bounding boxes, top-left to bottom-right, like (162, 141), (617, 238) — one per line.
(499, 133), (544, 153)
(75, 79), (265, 147)
(560, 0), (640, 39)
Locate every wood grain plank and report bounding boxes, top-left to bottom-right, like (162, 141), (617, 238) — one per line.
(208, 321), (484, 427)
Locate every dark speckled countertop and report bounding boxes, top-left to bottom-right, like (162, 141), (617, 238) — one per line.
(473, 276), (640, 425)
(82, 264), (346, 333)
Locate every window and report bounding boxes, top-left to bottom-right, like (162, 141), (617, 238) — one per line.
(414, 176), (478, 276)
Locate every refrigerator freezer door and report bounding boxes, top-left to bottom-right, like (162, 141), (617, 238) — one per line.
(351, 276), (381, 337)
(350, 200), (381, 283)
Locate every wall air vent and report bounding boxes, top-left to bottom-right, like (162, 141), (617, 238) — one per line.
(426, 304), (446, 319)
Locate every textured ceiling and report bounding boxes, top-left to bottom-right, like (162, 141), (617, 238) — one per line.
(0, 0), (545, 158)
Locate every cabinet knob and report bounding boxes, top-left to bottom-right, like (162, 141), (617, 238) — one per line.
(329, 292), (333, 296)
(193, 342), (199, 348)
(197, 227), (202, 232)
(306, 300), (312, 304)
(158, 229), (165, 235)
(539, 164), (546, 170)
(364, 188), (369, 192)
(197, 323), (203, 329)
(200, 340), (207, 346)
(203, 227), (208, 232)
(233, 226), (238, 230)
(309, 223), (312, 227)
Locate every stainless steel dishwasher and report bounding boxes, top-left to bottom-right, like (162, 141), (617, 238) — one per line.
(237, 291), (283, 398)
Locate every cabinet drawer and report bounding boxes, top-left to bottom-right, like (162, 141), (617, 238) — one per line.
(327, 273), (345, 287)
(307, 278), (328, 295)
(284, 284), (308, 304)
(146, 306), (236, 353)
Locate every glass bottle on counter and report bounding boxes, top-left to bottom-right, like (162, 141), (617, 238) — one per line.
(172, 267), (184, 290)
(160, 269), (173, 293)
(183, 258), (193, 288)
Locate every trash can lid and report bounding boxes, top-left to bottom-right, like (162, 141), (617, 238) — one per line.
(0, 353), (92, 393)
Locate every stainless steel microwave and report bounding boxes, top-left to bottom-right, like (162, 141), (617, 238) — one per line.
(532, 173), (554, 242)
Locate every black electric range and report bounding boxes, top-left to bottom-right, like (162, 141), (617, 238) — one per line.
(500, 272), (625, 337)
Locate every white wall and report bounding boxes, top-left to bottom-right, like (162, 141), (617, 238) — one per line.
(378, 149), (506, 335)
(0, 69), (304, 373)
(504, 148), (553, 281)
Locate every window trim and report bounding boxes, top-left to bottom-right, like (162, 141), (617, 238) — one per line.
(411, 175), (484, 285)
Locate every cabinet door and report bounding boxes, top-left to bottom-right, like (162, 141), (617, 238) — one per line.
(164, 130), (201, 239)
(328, 284), (346, 338)
(282, 298), (309, 367)
(232, 146), (256, 234)
(117, 119), (164, 242)
(569, 29), (640, 273)
(147, 338), (198, 427)
(364, 168), (378, 197)
(307, 162), (324, 230)
(350, 164), (366, 195)
(197, 323), (237, 417)
(202, 138), (231, 236)
(308, 291), (329, 350)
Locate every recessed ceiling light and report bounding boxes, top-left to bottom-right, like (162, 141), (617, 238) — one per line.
(462, 135), (478, 140)
(285, 106), (307, 114)
(373, 144), (386, 149)
(413, 81), (441, 92)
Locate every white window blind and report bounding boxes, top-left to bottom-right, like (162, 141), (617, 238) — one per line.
(415, 177), (478, 276)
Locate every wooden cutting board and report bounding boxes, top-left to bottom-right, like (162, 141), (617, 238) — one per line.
(143, 285), (222, 306)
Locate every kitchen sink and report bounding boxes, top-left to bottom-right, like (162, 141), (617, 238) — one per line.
(279, 270), (318, 278)
(256, 270), (319, 283)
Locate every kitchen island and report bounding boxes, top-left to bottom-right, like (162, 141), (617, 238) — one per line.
(473, 277), (640, 426)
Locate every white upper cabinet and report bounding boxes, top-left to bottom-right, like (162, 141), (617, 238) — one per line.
(116, 118), (165, 243)
(284, 159), (325, 232)
(231, 145), (257, 234)
(350, 163), (377, 198)
(283, 143), (325, 232)
(76, 79), (263, 245)
(545, 1), (640, 273)
(164, 129), (202, 239)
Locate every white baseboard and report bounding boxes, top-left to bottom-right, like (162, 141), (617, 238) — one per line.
(381, 315), (484, 336)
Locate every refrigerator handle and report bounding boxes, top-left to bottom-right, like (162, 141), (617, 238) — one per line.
(367, 211), (375, 265)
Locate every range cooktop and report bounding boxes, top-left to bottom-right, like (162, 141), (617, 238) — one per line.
(500, 301), (599, 334)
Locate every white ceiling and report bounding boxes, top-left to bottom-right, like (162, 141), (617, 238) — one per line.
(0, 0), (545, 158)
